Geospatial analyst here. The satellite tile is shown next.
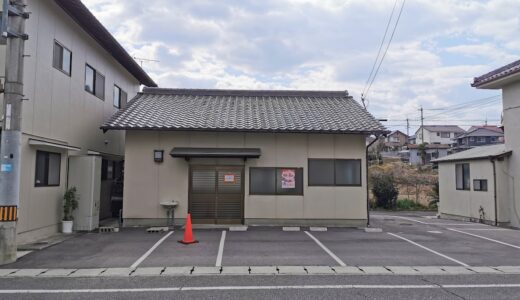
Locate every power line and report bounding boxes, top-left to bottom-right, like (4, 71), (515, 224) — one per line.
(362, 0), (406, 102)
(361, 0), (398, 98)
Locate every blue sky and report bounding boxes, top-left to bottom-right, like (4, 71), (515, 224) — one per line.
(83, 0), (519, 134)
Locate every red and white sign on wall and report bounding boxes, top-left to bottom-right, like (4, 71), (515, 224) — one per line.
(280, 169), (296, 189)
(224, 174), (236, 183)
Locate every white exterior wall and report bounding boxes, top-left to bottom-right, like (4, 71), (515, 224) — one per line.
(416, 128), (456, 144)
(502, 82), (520, 228)
(123, 131), (368, 226)
(1, 1), (141, 243)
(438, 159), (509, 224)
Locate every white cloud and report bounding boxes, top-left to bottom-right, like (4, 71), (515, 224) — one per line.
(82, 0), (517, 131)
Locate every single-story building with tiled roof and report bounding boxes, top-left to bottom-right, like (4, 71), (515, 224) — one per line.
(102, 88), (387, 226)
(433, 144), (512, 225)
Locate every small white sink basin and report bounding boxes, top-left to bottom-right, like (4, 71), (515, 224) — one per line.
(160, 201), (179, 208)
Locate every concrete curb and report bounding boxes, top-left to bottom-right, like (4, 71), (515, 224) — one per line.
(2, 265), (520, 278)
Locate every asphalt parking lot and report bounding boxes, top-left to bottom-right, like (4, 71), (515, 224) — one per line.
(3, 211), (520, 270)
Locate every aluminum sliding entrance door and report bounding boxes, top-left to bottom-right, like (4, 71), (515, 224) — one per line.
(189, 166), (244, 224)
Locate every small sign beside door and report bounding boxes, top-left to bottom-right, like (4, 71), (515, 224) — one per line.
(223, 174), (236, 183)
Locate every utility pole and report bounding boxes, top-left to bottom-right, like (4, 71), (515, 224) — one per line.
(406, 118), (410, 137)
(419, 106), (424, 144)
(0, 0), (28, 265)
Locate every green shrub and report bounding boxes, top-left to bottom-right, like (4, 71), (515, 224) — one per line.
(371, 173), (399, 209)
(63, 187), (79, 221)
(396, 199), (426, 210)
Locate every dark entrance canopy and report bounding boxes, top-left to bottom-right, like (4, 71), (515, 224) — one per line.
(170, 147), (261, 159)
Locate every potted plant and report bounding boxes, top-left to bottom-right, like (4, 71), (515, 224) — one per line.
(62, 187), (79, 234)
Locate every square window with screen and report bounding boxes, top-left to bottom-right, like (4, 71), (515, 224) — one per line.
(53, 41), (72, 76)
(309, 159), (362, 186)
(35, 151), (61, 187)
(455, 163), (470, 190)
(474, 179), (488, 192)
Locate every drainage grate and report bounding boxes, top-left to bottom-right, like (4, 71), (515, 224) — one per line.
(146, 227), (169, 233)
(99, 227), (118, 233)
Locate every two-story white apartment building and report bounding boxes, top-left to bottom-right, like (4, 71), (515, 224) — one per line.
(415, 125), (465, 145)
(0, 0), (156, 243)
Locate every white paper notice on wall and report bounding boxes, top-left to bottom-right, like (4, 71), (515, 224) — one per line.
(224, 174), (235, 183)
(281, 169), (296, 189)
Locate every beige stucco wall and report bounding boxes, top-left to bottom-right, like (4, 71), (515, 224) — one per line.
(502, 82), (520, 227)
(123, 131), (368, 226)
(1, 0), (141, 243)
(438, 159), (509, 224)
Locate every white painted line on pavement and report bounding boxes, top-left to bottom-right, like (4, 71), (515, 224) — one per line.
(387, 216), (428, 224)
(130, 231), (173, 269)
(387, 216), (488, 226)
(216, 230), (226, 267)
(427, 231), (442, 234)
(388, 233), (469, 267)
(448, 228), (520, 250)
(304, 231), (346, 267)
(450, 228), (510, 231)
(5, 283), (520, 294)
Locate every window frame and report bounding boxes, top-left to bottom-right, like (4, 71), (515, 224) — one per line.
(84, 63), (105, 100)
(249, 167), (304, 196)
(455, 163), (470, 191)
(34, 150), (61, 187)
(113, 85), (122, 108)
(473, 179), (488, 192)
(308, 158), (362, 187)
(53, 40), (72, 76)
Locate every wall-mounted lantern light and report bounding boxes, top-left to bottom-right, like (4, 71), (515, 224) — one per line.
(154, 150), (164, 163)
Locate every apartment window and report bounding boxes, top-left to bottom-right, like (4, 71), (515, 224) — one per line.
(308, 159), (362, 186)
(53, 41), (72, 75)
(474, 179), (488, 192)
(441, 132), (450, 138)
(477, 137), (486, 143)
(469, 137), (475, 142)
(35, 151), (61, 187)
(456, 163), (470, 190)
(85, 64), (105, 100)
(250, 167), (303, 195)
(113, 85), (128, 109)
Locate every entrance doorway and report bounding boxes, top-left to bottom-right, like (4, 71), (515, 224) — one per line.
(189, 165), (244, 224)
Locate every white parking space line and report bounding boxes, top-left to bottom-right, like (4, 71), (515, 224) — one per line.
(387, 215), (489, 226)
(216, 231), (226, 267)
(130, 231), (173, 269)
(452, 228), (510, 231)
(388, 233), (469, 267)
(448, 228), (520, 250)
(304, 231), (346, 267)
(387, 216), (428, 224)
(4, 283), (520, 294)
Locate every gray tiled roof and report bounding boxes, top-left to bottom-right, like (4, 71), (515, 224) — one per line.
(433, 144), (511, 163)
(102, 88), (388, 134)
(422, 125), (465, 133)
(472, 59), (520, 87)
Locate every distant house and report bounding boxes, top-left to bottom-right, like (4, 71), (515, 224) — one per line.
(454, 126), (504, 152)
(415, 125), (465, 145)
(408, 135), (416, 144)
(383, 130), (408, 150)
(434, 145), (511, 225)
(407, 144), (450, 165)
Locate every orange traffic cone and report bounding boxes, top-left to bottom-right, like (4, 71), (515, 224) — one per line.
(178, 213), (198, 244)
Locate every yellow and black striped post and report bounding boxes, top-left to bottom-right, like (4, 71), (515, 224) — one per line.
(0, 206), (18, 222)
